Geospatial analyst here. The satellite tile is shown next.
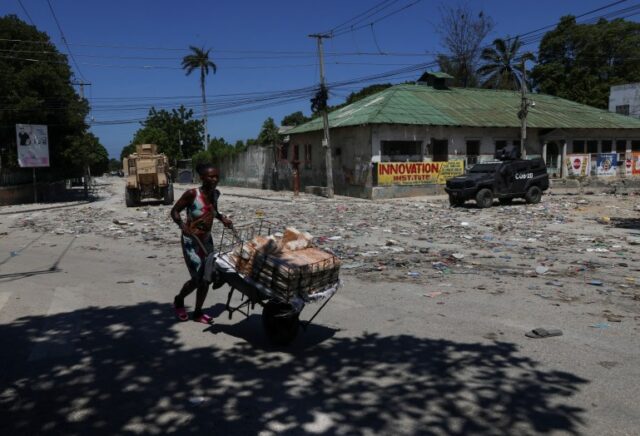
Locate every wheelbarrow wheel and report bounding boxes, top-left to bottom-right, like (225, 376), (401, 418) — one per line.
(262, 301), (299, 346)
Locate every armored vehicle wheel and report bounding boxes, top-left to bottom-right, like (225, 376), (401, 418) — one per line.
(449, 195), (465, 207)
(525, 186), (542, 204)
(475, 188), (493, 208)
(162, 184), (174, 205)
(125, 188), (137, 207)
(499, 198), (513, 206)
(262, 301), (299, 346)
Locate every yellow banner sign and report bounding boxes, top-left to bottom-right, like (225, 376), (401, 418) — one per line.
(378, 161), (464, 185)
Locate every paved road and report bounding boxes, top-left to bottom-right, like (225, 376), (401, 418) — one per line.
(0, 178), (639, 435)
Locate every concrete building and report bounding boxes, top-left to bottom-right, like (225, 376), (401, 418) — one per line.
(609, 83), (640, 119)
(283, 74), (640, 199)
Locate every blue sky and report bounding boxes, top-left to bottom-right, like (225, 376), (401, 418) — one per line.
(2, 0), (638, 158)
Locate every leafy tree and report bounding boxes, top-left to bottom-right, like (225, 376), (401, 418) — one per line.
(207, 136), (235, 162)
(477, 37), (535, 90)
(532, 16), (640, 108)
(108, 159), (121, 172)
(62, 132), (108, 195)
(258, 117), (280, 147)
(182, 46), (216, 144)
(234, 140), (247, 152)
(435, 3), (494, 87)
(0, 15), (89, 177)
(281, 111), (310, 126)
(125, 105), (203, 163)
(191, 150), (212, 168)
(258, 117), (281, 190)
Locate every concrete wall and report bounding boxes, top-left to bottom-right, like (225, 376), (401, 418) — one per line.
(0, 181), (67, 206)
(609, 83), (640, 119)
(218, 144), (274, 189)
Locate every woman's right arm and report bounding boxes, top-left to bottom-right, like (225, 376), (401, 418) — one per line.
(170, 189), (195, 235)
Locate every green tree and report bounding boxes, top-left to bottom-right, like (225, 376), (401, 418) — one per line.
(191, 150), (212, 168)
(532, 16), (640, 108)
(281, 111), (310, 126)
(0, 15), (89, 177)
(477, 37), (535, 90)
(208, 136), (234, 162)
(436, 3), (494, 87)
(62, 132), (108, 195)
(258, 117), (281, 190)
(258, 117), (280, 147)
(182, 46), (216, 144)
(108, 159), (121, 172)
(125, 105), (203, 163)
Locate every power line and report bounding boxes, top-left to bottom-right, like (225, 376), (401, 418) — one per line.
(16, 0), (36, 26)
(331, 0), (424, 38)
(323, 0), (400, 35)
(45, 0), (86, 80)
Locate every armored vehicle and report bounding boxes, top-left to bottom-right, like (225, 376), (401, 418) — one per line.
(444, 146), (549, 208)
(123, 144), (174, 207)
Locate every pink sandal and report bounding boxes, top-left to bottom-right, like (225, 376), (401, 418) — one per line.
(194, 313), (214, 325)
(174, 305), (189, 321)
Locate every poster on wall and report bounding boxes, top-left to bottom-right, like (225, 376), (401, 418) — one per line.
(16, 124), (49, 168)
(377, 161), (464, 185)
(630, 152), (640, 176)
(565, 154), (591, 177)
(595, 153), (617, 177)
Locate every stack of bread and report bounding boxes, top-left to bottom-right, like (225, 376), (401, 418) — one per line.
(230, 227), (340, 299)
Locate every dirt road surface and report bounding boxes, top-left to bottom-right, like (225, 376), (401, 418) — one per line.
(1, 177), (639, 435)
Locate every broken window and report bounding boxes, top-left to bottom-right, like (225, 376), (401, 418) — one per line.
(616, 105), (630, 116)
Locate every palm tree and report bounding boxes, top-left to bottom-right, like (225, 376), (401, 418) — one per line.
(182, 46), (217, 147)
(477, 37), (535, 90)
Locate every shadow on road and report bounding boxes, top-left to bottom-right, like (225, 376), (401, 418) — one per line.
(0, 303), (587, 435)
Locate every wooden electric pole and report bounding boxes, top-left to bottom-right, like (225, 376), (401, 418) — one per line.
(72, 79), (92, 198)
(519, 60), (528, 159)
(309, 33), (334, 198)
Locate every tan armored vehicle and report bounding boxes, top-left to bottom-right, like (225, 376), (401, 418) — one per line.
(123, 144), (174, 207)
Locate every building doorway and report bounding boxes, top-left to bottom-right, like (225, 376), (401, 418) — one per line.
(546, 141), (560, 177)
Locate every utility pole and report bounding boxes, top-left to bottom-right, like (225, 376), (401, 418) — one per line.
(72, 79), (92, 198)
(519, 60), (528, 159)
(309, 33), (334, 198)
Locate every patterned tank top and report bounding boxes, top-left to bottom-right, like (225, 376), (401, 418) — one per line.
(186, 188), (218, 238)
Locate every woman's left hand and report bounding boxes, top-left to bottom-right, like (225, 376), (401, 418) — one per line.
(221, 217), (233, 228)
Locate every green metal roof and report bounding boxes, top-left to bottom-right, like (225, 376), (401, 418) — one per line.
(287, 84), (640, 134)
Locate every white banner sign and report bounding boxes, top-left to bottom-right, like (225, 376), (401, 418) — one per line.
(16, 124), (49, 168)
(565, 154), (591, 177)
